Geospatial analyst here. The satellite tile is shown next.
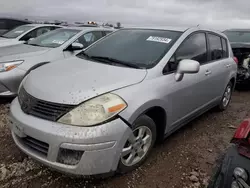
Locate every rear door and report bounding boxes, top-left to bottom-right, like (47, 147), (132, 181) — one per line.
(199, 33), (229, 103)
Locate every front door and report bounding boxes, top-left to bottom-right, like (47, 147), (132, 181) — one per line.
(164, 32), (211, 128)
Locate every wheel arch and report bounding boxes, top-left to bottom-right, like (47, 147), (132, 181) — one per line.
(122, 101), (168, 143)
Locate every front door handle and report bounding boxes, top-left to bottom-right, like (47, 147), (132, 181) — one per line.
(205, 70), (212, 76)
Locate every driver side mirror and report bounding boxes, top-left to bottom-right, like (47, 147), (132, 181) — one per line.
(175, 59), (200, 82)
(69, 42), (84, 51)
(28, 38), (34, 41)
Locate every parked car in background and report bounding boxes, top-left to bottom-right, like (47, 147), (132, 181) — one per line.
(208, 119), (250, 188)
(9, 26), (237, 176)
(224, 29), (250, 88)
(0, 27), (114, 96)
(0, 24), (61, 47)
(0, 18), (32, 35)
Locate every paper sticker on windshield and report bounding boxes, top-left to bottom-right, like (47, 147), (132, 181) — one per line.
(14, 30), (24, 34)
(146, 36), (172, 44)
(52, 40), (64, 44)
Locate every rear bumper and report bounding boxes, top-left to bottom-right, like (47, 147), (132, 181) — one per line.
(0, 68), (25, 96)
(9, 98), (132, 175)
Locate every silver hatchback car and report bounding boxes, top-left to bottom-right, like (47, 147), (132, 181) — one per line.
(9, 26), (237, 176)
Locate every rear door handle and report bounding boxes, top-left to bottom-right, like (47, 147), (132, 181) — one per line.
(205, 70), (212, 76)
(226, 64), (231, 68)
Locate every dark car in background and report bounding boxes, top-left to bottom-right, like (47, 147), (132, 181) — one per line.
(208, 119), (250, 188)
(224, 29), (250, 88)
(0, 18), (32, 35)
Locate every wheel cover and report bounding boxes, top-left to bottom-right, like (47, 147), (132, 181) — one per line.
(121, 126), (152, 167)
(222, 85), (232, 107)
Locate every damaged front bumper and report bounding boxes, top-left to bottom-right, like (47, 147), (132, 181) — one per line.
(9, 98), (133, 176)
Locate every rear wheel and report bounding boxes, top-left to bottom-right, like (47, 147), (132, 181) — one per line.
(217, 82), (233, 111)
(117, 115), (156, 174)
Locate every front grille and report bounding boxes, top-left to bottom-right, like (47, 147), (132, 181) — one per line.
(18, 87), (76, 121)
(21, 136), (49, 156)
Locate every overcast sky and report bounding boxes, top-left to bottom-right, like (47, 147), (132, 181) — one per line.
(1, 0), (250, 30)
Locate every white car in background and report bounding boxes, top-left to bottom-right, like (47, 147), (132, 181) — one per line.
(0, 27), (114, 96)
(0, 24), (62, 47)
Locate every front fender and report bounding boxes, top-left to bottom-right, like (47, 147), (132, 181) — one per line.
(118, 98), (168, 125)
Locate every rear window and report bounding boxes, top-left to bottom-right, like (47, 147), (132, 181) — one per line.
(1, 25), (34, 38)
(81, 29), (182, 68)
(208, 34), (223, 61)
(224, 30), (250, 43)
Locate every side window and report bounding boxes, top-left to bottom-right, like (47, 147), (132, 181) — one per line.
(221, 38), (228, 58)
(33, 27), (52, 37)
(75, 31), (103, 48)
(165, 33), (207, 73)
(103, 31), (112, 37)
(21, 27), (52, 41)
(208, 34), (223, 61)
(49, 26), (60, 31)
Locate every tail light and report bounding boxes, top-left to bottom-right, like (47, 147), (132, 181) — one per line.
(231, 119), (250, 158)
(233, 57), (239, 64)
(233, 120), (250, 140)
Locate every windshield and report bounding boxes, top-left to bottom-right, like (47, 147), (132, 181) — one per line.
(27, 28), (80, 48)
(79, 29), (182, 68)
(1, 25), (34, 38)
(224, 30), (250, 43)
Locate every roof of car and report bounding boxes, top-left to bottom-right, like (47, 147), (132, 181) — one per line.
(224, 28), (250, 32)
(61, 26), (114, 31)
(123, 26), (189, 32)
(0, 17), (32, 23)
(121, 26), (226, 36)
(24, 24), (63, 27)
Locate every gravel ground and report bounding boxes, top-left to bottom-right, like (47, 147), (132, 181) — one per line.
(0, 90), (250, 188)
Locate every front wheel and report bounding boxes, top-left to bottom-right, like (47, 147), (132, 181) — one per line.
(217, 82), (233, 111)
(117, 115), (156, 174)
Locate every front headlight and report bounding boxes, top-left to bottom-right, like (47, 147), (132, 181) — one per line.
(0, 60), (24, 72)
(58, 93), (127, 126)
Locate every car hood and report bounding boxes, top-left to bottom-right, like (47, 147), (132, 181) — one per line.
(0, 37), (9, 41)
(24, 57), (147, 104)
(0, 44), (50, 61)
(0, 38), (23, 47)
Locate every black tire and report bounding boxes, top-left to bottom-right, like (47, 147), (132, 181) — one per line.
(117, 115), (157, 174)
(216, 82), (233, 111)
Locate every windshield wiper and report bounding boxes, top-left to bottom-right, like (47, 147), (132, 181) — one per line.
(27, 43), (41, 47)
(77, 51), (91, 59)
(90, 56), (141, 69)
